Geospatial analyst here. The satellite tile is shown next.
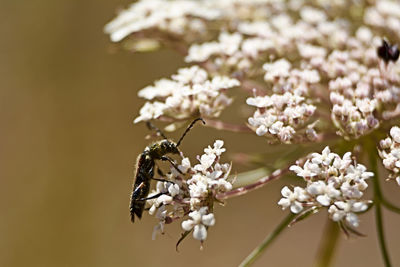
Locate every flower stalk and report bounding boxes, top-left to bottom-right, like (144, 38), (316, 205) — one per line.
(369, 142), (392, 267)
(315, 219), (340, 267)
(381, 199), (400, 214)
(239, 213), (296, 267)
(217, 167), (290, 200)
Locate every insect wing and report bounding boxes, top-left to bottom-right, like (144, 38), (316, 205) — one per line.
(130, 153), (154, 222)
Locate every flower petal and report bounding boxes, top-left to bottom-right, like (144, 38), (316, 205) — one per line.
(193, 224), (207, 241)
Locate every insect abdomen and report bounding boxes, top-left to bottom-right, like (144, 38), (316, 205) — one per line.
(130, 153), (154, 222)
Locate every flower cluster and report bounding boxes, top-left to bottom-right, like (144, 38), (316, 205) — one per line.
(186, 31), (274, 71)
(181, 3), (400, 142)
(106, 0), (400, 143)
(326, 41), (400, 138)
(246, 59), (318, 143)
(278, 147), (373, 228)
(147, 140), (233, 243)
(379, 126), (400, 186)
(106, 0), (400, 264)
(307, 19), (400, 139)
(321, 33), (381, 139)
(134, 66), (239, 123)
(184, 11), (334, 72)
(365, 0), (400, 42)
(104, 0), (221, 43)
(184, 6), (352, 73)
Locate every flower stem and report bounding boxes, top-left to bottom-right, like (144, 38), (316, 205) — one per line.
(217, 168), (289, 200)
(314, 219), (340, 267)
(381, 198), (400, 214)
(375, 201), (391, 267)
(239, 213), (296, 267)
(369, 148), (392, 267)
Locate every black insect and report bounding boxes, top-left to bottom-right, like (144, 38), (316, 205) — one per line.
(377, 39), (400, 63)
(130, 118), (205, 223)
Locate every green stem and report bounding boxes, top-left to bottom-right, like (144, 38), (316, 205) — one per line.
(381, 198), (400, 214)
(239, 213), (296, 267)
(375, 202), (391, 267)
(369, 149), (392, 267)
(315, 219), (340, 267)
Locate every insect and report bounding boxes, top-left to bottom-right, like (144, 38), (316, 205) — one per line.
(377, 39), (399, 63)
(130, 118), (205, 223)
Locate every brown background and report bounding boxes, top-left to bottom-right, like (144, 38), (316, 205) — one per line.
(1, 1), (400, 266)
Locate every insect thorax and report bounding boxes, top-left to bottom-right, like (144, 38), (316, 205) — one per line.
(146, 139), (180, 159)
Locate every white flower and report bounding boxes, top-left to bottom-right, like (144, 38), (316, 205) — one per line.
(104, 0), (221, 42)
(246, 96), (273, 108)
(185, 32), (243, 63)
(278, 186), (308, 214)
(307, 181), (340, 206)
(194, 154), (216, 172)
(134, 102), (166, 123)
(178, 157), (191, 173)
(328, 201), (369, 228)
(290, 160), (319, 178)
(168, 184), (180, 197)
(300, 7), (327, 24)
(189, 176), (209, 199)
(248, 60), (317, 143)
(390, 126), (400, 143)
(297, 43), (327, 59)
(379, 126), (400, 187)
(181, 207), (215, 241)
(145, 139), (231, 243)
(106, 0), (397, 245)
(380, 138), (392, 149)
(134, 66), (238, 122)
(263, 59), (291, 82)
(242, 38), (274, 58)
(204, 140), (226, 156)
(311, 147), (335, 166)
(152, 205), (167, 240)
(188, 140), (233, 207)
(237, 21), (272, 37)
(172, 65), (208, 84)
(283, 147), (372, 227)
(138, 79), (178, 100)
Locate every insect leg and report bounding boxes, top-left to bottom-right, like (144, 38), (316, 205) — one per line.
(152, 177), (176, 184)
(160, 155), (184, 174)
(139, 192), (164, 201)
(156, 165), (165, 176)
(154, 164), (177, 183)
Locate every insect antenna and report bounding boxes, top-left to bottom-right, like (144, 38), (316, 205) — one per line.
(176, 118), (206, 147)
(146, 121), (168, 140)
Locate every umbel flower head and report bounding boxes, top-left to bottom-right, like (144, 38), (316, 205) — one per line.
(147, 140), (232, 244)
(134, 66), (239, 123)
(104, 0), (221, 43)
(246, 59), (319, 143)
(379, 126), (400, 186)
(106, 0), (400, 265)
(106, 0), (400, 143)
(279, 146), (372, 229)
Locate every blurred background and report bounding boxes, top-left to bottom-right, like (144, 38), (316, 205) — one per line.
(1, 1), (400, 266)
